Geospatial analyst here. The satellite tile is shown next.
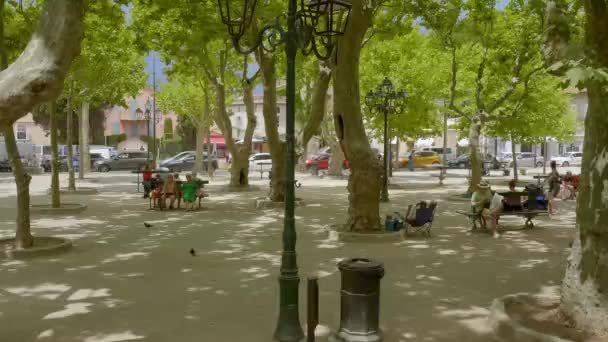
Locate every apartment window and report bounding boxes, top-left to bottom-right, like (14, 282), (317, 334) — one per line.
(16, 124), (27, 141)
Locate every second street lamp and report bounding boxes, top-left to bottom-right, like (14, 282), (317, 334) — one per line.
(365, 77), (407, 202)
(215, 0), (351, 341)
(145, 98), (152, 162)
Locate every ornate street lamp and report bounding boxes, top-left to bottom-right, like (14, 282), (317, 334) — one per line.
(216, 0), (351, 341)
(365, 77), (407, 202)
(145, 99), (152, 161)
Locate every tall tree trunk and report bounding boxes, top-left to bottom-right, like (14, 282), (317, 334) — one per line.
(511, 136), (519, 181)
(467, 115), (483, 194)
(193, 123), (205, 177)
(2, 124), (33, 249)
(206, 126), (213, 178)
(560, 1), (608, 337)
(50, 103), (60, 208)
(80, 102), (90, 176)
(66, 81), (75, 190)
(257, 50), (286, 202)
(395, 138), (400, 170)
(321, 117), (343, 177)
(334, 0), (382, 231)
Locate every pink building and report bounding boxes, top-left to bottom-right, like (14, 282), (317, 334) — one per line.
(104, 89), (177, 152)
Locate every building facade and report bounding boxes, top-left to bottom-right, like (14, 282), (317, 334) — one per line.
(103, 89), (177, 152)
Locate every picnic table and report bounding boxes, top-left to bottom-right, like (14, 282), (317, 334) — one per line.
(131, 169), (170, 192)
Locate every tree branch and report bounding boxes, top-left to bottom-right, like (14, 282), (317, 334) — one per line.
(486, 54), (527, 114)
(475, 46), (489, 111)
(448, 45), (467, 118)
(0, 0), (86, 125)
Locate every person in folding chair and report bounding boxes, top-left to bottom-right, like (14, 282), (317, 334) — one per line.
(401, 201), (437, 236)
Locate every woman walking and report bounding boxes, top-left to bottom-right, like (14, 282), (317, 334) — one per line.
(547, 161), (561, 215)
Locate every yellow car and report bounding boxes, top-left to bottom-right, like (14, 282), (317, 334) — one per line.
(397, 151), (441, 168)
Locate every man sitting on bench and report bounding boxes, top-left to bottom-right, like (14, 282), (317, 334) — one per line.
(471, 181), (502, 237)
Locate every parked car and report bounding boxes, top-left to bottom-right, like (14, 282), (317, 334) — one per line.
(305, 152), (349, 170)
(95, 151), (151, 172)
(160, 151), (195, 166)
(397, 151), (441, 168)
(552, 151), (583, 167)
(41, 156), (79, 172)
(249, 153), (273, 172)
(421, 147), (455, 162)
(89, 153), (106, 169)
(508, 152), (544, 168)
(497, 152), (517, 166)
(0, 160), (11, 172)
(448, 154), (471, 169)
(160, 152), (218, 172)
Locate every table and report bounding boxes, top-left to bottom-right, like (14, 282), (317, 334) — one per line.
(257, 162), (272, 179)
(533, 175), (548, 186)
(131, 169), (170, 192)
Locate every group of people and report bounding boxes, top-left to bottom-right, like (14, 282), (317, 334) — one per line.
(471, 161), (580, 237)
(142, 165), (206, 211)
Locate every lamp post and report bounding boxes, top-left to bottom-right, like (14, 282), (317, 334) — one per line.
(215, 1), (351, 341)
(364, 77), (407, 202)
(145, 99), (152, 162)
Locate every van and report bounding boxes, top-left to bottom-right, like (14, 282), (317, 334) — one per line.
(89, 147), (114, 160)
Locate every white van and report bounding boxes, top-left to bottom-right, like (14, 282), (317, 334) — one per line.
(89, 147), (115, 160)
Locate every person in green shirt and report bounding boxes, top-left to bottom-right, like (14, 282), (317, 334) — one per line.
(181, 174), (199, 211)
(471, 180), (493, 213)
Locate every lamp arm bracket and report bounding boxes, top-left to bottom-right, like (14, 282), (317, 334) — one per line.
(232, 18), (286, 55)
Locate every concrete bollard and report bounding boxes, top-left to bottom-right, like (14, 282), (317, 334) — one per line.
(332, 258), (385, 342)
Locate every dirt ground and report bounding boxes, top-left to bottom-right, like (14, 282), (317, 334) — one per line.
(0, 170), (576, 342)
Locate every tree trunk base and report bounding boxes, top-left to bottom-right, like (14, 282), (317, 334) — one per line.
(1, 236), (73, 259)
(561, 236), (608, 338)
(254, 197), (304, 210)
(346, 164), (382, 232)
(488, 292), (594, 342)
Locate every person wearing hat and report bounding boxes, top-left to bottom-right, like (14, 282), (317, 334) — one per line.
(471, 180), (502, 237)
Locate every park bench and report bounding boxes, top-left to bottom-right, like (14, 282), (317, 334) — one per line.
(149, 179), (209, 210)
(456, 191), (548, 231)
(132, 169), (169, 193)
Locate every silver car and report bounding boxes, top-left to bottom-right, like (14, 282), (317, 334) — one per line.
(507, 152), (544, 168)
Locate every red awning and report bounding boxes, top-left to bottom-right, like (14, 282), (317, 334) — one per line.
(204, 134), (225, 145)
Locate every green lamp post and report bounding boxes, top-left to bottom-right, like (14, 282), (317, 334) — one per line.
(365, 77), (407, 202)
(215, 0), (352, 341)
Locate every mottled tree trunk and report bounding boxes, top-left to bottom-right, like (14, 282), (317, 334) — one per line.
(66, 82), (75, 190)
(2, 124), (33, 249)
(561, 82), (608, 338)
(467, 115), (483, 194)
(206, 126), (213, 178)
(511, 137), (518, 181)
(50, 103), (61, 208)
(257, 50), (286, 202)
(321, 117), (343, 177)
(334, 0), (382, 231)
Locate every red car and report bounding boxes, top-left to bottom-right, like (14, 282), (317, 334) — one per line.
(305, 153), (349, 170)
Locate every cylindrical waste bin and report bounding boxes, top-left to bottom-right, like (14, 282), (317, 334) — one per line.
(310, 163), (319, 176)
(333, 258), (385, 342)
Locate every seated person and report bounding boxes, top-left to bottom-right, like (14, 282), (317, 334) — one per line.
(487, 191), (504, 238)
(503, 179), (524, 212)
(162, 174), (179, 209)
(471, 181), (493, 229)
(142, 165), (152, 198)
(563, 171), (579, 198)
(150, 174), (163, 208)
(181, 174), (198, 211)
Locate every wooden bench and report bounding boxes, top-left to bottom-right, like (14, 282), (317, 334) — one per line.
(149, 179), (209, 210)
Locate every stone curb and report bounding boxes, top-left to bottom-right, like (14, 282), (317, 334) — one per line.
(31, 203), (88, 215)
(1, 237), (73, 259)
(326, 226), (403, 243)
(488, 294), (574, 342)
(46, 187), (99, 195)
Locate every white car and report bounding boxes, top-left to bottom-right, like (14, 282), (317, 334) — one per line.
(552, 152), (583, 167)
(249, 153), (272, 172)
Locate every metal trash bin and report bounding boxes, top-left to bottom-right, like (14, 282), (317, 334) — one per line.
(333, 258), (385, 342)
